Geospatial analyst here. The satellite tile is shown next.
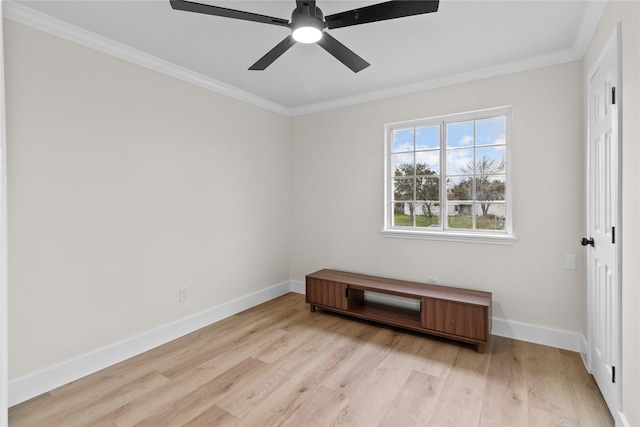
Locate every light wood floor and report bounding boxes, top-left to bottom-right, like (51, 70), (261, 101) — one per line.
(9, 293), (613, 427)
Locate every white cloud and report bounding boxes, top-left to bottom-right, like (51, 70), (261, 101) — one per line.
(461, 135), (474, 145)
(393, 142), (413, 153)
(447, 149), (473, 174)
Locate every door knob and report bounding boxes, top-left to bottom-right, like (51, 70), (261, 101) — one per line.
(581, 237), (595, 247)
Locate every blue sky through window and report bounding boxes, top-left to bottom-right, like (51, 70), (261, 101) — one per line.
(392, 116), (505, 175)
(446, 117), (506, 175)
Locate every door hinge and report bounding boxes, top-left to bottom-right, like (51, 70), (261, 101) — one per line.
(612, 87), (616, 105)
(612, 226), (615, 244)
(612, 366), (616, 383)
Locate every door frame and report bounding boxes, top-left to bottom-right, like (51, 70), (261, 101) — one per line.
(0, 4), (7, 424)
(585, 24), (622, 421)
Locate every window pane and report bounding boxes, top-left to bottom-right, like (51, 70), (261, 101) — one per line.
(393, 128), (414, 152)
(393, 178), (414, 201)
(447, 121), (474, 148)
(476, 116), (506, 146)
(447, 148), (474, 175)
(475, 174), (505, 202)
(392, 153), (414, 175)
(476, 147), (505, 172)
(416, 151), (439, 174)
(393, 202), (415, 226)
(447, 176), (472, 201)
(416, 125), (439, 150)
(447, 203), (474, 229)
(415, 203), (441, 228)
(476, 203), (506, 230)
(416, 177), (439, 201)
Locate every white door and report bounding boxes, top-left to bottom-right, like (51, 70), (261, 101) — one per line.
(586, 30), (620, 417)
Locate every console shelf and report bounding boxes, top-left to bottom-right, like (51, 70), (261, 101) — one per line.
(306, 269), (492, 353)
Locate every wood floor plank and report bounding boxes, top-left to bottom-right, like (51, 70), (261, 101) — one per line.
(525, 342), (579, 420)
(158, 310), (301, 379)
(276, 386), (350, 427)
(479, 335), (529, 427)
(330, 364), (413, 427)
(45, 372), (170, 427)
(181, 405), (238, 427)
(251, 309), (342, 364)
(237, 326), (366, 425)
(8, 293), (614, 427)
(376, 331), (460, 380)
(241, 310), (401, 425)
(214, 319), (355, 418)
(158, 326), (288, 379)
(243, 384), (351, 427)
(379, 369), (446, 426)
(321, 327), (402, 398)
(131, 357), (268, 427)
(559, 349), (615, 426)
(528, 405), (580, 427)
(324, 330), (423, 426)
(428, 345), (491, 426)
(9, 372), (171, 427)
(91, 357), (268, 426)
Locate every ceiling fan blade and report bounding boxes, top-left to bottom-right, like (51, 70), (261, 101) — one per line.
(170, 0), (290, 27)
(325, 0), (439, 29)
(249, 35), (297, 70)
(317, 32), (369, 73)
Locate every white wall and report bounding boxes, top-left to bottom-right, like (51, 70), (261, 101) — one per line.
(4, 20), (291, 380)
(583, 2), (640, 426)
(290, 61), (586, 336)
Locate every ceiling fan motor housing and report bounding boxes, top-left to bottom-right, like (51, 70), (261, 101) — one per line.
(291, 3), (325, 31)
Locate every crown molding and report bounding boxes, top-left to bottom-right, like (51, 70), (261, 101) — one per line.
(573, 0), (608, 57)
(288, 1), (607, 117)
(288, 46), (585, 116)
(3, 0), (607, 118)
(2, 1), (291, 117)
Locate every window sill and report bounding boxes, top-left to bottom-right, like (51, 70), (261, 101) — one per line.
(381, 228), (516, 245)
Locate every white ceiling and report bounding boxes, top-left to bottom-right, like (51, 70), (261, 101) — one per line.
(5, 0), (606, 115)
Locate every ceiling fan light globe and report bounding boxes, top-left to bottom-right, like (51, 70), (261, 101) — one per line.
(292, 26), (323, 43)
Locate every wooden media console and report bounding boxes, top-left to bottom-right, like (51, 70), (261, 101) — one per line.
(305, 269), (492, 353)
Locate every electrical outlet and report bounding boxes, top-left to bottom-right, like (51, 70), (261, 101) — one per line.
(427, 277), (438, 285)
(179, 287), (189, 302)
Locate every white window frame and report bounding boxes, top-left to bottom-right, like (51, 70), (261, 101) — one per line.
(382, 106), (515, 245)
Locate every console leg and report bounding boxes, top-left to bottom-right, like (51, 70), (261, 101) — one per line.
(309, 305), (316, 313)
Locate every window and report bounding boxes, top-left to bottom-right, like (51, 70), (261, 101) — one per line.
(383, 107), (514, 244)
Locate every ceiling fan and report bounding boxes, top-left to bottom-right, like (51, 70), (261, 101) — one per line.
(170, 0), (439, 73)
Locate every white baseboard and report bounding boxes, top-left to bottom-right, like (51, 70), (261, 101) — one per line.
(618, 410), (630, 427)
(490, 318), (583, 352)
(9, 280), (292, 406)
(290, 280), (305, 294)
(580, 335), (590, 370)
